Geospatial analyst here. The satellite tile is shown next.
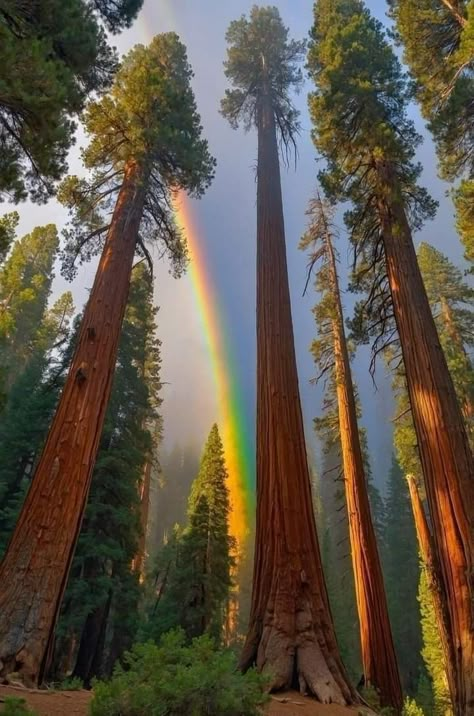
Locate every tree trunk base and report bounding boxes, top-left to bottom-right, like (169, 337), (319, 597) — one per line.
(241, 603), (353, 705)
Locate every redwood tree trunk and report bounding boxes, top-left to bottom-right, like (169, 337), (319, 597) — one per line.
(73, 590), (112, 688)
(0, 160), (147, 686)
(326, 235), (403, 711)
(376, 158), (474, 715)
(407, 475), (457, 708)
(240, 92), (356, 705)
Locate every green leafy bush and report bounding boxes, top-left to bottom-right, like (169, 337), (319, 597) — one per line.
(55, 676), (83, 691)
(0, 698), (38, 715)
(402, 699), (425, 716)
(89, 630), (269, 716)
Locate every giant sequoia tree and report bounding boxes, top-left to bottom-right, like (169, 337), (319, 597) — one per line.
(0, 34), (214, 686)
(301, 194), (402, 710)
(221, 7), (355, 702)
(308, 3), (474, 712)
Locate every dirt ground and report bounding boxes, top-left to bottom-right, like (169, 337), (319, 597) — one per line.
(1, 685), (370, 716)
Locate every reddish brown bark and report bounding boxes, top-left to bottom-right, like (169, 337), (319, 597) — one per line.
(0, 160), (146, 686)
(375, 158), (474, 715)
(440, 0), (468, 27)
(240, 91), (356, 705)
(407, 475), (457, 708)
(323, 230), (402, 711)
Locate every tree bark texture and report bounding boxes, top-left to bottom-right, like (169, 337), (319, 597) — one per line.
(240, 92), (356, 705)
(407, 475), (457, 711)
(325, 233), (403, 711)
(375, 158), (474, 715)
(73, 590), (112, 688)
(0, 160), (147, 686)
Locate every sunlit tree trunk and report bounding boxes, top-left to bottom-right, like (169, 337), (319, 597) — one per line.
(0, 160), (147, 686)
(407, 475), (456, 709)
(132, 459), (152, 581)
(240, 90), (356, 705)
(376, 158), (474, 715)
(324, 231), (403, 711)
(439, 296), (474, 435)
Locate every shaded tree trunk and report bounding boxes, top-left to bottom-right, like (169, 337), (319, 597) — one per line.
(0, 159), (147, 686)
(407, 475), (456, 709)
(73, 589), (112, 688)
(239, 90), (356, 705)
(375, 158), (474, 715)
(324, 231), (402, 711)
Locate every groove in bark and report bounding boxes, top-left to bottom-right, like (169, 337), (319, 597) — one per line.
(375, 158), (474, 716)
(407, 475), (457, 709)
(322, 225), (402, 711)
(240, 91), (356, 705)
(0, 160), (147, 686)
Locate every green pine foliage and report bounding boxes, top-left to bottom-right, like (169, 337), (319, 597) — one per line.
(55, 264), (161, 681)
(89, 630), (269, 716)
(383, 457), (423, 694)
(148, 425), (235, 643)
(0, 698), (38, 716)
(0, 223), (59, 390)
(0, 0), (126, 202)
(0, 292), (75, 556)
(58, 33), (215, 281)
(454, 179), (474, 270)
(308, 0), (437, 349)
(388, 0), (473, 182)
(0, 213), (18, 265)
(418, 567), (453, 715)
(220, 5), (305, 148)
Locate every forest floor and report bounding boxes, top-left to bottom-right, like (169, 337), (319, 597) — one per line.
(0, 685), (371, 715)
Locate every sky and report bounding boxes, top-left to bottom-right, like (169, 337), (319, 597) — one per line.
(4, 0), (468, 493)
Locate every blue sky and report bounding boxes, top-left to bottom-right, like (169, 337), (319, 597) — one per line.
(4, 1), (467, 491)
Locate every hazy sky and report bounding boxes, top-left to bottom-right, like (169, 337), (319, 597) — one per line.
(4, 1), (467, 491)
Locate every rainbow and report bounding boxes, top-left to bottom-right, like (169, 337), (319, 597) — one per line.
(173, 195), (254, 547)
(136, 4), (254, 549)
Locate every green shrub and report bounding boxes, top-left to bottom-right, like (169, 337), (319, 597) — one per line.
(402, 698), (425, 716)
(89, 630), (269, 716)
(0, 697), (38, 715)
(55, 676), (83, 691)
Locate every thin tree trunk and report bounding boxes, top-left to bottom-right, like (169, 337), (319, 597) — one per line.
(133, 459), (152, 580)
(0, 159), (147, 686)
(72, 589), (112, 688)
(375, 158), (474, 716)
(406, 475), (456, 708)
(324, 230), (402, 711)
(240, 90), (356, 705)
(439, 296), (474, 435)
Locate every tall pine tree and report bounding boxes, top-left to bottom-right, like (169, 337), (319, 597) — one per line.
(301, 193), (402, 710)
(55, 264), (161, 686)
(0, 34), (214, 686)
(308, 4), (474, 710)
(0, 0), (144, 201)
(149, 425), (234, 643)
(221, 8), (355, 701)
